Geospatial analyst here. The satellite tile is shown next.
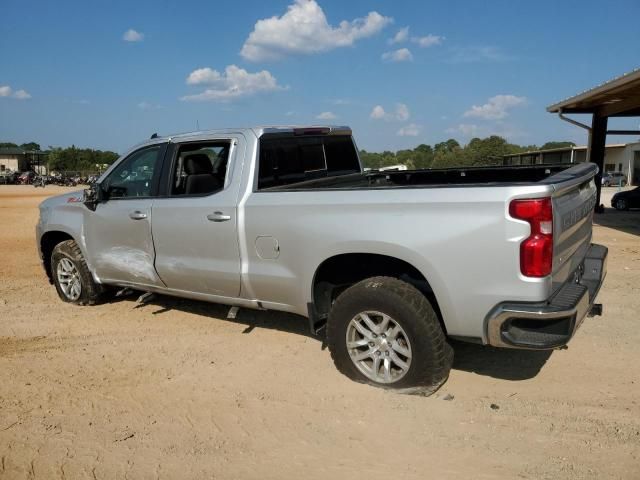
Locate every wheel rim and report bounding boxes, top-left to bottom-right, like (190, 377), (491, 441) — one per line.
(56, 257), (82, 300)
(346, 311), (412, 384)
(618, 199), (627, 209)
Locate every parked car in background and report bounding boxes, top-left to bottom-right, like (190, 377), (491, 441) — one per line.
(612, 186), (640, 210)
(0, 171), (19, 184)
(17, 171), (36, 185)
(601, 172), (627, 187)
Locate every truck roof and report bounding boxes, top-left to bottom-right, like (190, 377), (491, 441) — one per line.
(121, 125), (353, 159)
(151, 125), (352, 143)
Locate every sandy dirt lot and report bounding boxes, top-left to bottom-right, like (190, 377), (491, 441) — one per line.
(1, 185), (639, 479)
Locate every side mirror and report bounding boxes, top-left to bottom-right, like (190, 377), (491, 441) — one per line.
(83, 183), (106, 211)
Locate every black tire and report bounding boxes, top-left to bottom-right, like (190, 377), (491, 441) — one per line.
(326, 276), (453, 395)
(51, 240), (108, 305)
(615, 198), (628, 211)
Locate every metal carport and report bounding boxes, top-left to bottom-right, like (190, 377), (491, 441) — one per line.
(547, 68), (640, 212)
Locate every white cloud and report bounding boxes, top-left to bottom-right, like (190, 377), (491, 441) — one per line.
(463, 94), (527, 120)
(382, 48), (413, 62)
(448, 46), (510, 63)
(397, 123), (421, 137)
(316, 111), (336, 120)
(389, 26), (409, 44)
(370, 105), (386, 119)
(123, 29), (144, 42)
(446, 123), (480, 137)
(181, 64), (285, 102)
(412, 34), (443, 48)
(186, 67), (222, 85)
(370, 103), (410, 121)
(395, 103), (409, 121)
(445, 122), (528, 141)
(137, 101), (162, 110)
(13, 89), (31, 100)
(240, 0), (392, 62)
(0, 85), (31, 100)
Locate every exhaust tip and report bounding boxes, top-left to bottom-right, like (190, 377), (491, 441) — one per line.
(588, 303), (603, 317)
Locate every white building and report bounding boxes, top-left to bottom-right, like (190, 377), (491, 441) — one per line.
(503, 142), (640, 186)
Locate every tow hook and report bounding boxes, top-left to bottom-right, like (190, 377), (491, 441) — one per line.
(588, 303), (603, 317)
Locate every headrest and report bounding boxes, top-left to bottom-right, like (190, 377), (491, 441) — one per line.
(184, 154), (213, 175)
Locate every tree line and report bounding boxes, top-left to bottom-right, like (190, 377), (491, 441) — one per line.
(0, 141), (119, 172)
(3, 136), (576, 173)
(359, 137), (575, 170)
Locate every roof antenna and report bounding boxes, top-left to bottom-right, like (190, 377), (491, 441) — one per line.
(150, 133), (158, 139)
(196, 119), (200, 130)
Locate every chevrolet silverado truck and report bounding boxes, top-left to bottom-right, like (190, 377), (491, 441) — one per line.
(36, 126), (607, 394)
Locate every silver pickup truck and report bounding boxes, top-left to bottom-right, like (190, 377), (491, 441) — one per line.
(36, 126), (607, 394)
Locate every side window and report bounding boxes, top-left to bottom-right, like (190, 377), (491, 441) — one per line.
(170, 142), (230, 196)
(258, 135), (360, 189)
(103, 145), (163, 199)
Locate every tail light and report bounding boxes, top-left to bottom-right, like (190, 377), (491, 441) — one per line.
(509, 197), (553, 277)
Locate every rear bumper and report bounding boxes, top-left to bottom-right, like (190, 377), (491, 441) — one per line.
(485, 243), (607, 349)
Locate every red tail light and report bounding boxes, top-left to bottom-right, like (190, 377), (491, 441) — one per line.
(509, 197), (553, 277)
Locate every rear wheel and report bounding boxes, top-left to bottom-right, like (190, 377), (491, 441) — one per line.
(51, 240), (108, 305)
(615, 198), (628, 211)
(326, 276), (453, 395)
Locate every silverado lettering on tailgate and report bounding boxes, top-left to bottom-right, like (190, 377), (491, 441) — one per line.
(561, 193), (596, 231)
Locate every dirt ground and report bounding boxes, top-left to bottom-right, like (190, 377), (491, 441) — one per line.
(0, 185), (639, 480)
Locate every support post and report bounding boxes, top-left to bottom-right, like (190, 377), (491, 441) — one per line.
(589, 114), (608, 213)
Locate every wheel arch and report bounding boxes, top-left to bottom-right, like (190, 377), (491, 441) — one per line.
(310, 252), (448, 335)
(40, 230), (76, 283)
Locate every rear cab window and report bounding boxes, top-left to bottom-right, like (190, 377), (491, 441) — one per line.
(257, 134), (361, 190)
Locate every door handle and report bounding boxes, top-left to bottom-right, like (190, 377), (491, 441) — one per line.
(129, 210), (148, 220)
(207, 211), (231, 222)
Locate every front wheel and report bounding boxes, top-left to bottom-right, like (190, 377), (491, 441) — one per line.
(51, 240), (108, 305)
(326, 276), (453, 395)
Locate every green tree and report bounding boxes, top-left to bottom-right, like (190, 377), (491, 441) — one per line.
(541, 141), (575, 150)
(46, 145), (119, 173)
(20, 142), (41, 151)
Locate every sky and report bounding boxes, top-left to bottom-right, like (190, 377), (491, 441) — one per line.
(1, 0), (639, 154)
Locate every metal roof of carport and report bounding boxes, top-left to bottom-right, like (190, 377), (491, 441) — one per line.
(547, 68), (640, 116)
(546, 67), (640, 212)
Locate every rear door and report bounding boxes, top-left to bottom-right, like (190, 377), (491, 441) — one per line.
(85, 143), (167, 287)
(150, 136), (245, 298)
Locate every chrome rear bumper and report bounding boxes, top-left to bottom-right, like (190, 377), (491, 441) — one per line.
(485, 244), (607, 349)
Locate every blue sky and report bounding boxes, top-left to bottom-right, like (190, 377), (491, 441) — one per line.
(1, 0), (639, 153)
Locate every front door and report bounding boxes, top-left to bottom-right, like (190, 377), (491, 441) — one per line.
(85, 143), (167, 287)
(151, 137), (244, 298)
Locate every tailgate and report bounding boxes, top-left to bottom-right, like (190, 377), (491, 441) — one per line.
(548, 163), (598, 294)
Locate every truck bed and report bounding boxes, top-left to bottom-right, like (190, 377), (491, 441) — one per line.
(260, 163), (591, 191)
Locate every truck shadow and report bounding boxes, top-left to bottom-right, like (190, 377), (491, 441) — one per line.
(451, 340), (553, 381)
(126, 292), (319, 339)
(119, 292), (554, 381)
(593, 208), (640, 237)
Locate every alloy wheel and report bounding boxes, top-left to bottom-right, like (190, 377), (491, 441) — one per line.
(345, 311), (412, 384)
(56, 257), (82, 301)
